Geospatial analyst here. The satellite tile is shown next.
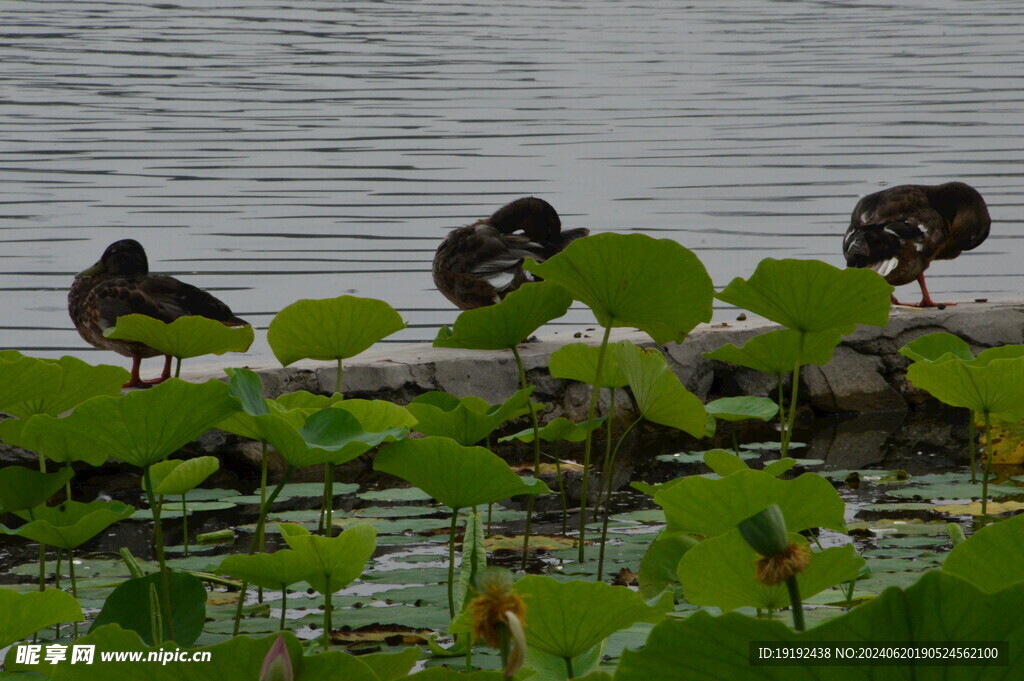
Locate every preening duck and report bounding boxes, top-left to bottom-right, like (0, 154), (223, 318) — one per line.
(843, 182), (990, 307)
(432, 197), (590, 310)
(68, 239), (248, 388)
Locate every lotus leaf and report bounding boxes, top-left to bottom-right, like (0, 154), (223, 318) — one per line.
(715, 258), (892, 334)
(523, 233), (714, 344)
(704, 328), (841, 375)
(899, 331), (974, 363)
(375, 437), (550, 510)
(0, 465), (74, 514)
(0, 354), (63, 416)
(907, 354), (1024, 416)
(615, 342), (706, 437)
(105, 314), (253, 360)
(655, 469), (846, 536)
(0, 588), (83, 649)
(549, 342), (628, 388)
(678, 532), (864, 611)
(149, 456), (219, 496)
(943, 511), (1024, 593)
(267, 295), (405, 367)
(7, 500), (135, 549)
(89, 571), (208, 646)
(512, 575), (671, 661)
(277, 522), (377, 595)
(406, 389), (532, 446)
(616, 571), (1024, 680)
(19, 379), (239, 469)
(216, 549), (307, 590)
(434, 280), (572, 350)
(499, 416), (606, 444)
(705, 396), (779, 422)
(0, 355), (128, 419)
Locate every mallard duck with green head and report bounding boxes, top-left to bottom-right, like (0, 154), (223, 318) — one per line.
(68, 239), (248, 388)
(432, 197), (589, 310)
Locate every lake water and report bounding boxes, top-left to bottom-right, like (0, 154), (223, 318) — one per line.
(3, 0), (1022, 367)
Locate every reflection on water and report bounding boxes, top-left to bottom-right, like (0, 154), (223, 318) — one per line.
(2, 0), (1022, 365)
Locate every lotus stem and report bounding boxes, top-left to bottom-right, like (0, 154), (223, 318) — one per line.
(181, 494), (189, 557)
(597, 416), (642, 581)
(554, 455), (567, 535)
(565, 655), (574, 680)
(323, 463), (335, 538)
(578, 325), (612, 563)
(68, 548), (78, 638)
(235, 465), (294, 636)
(335, 358), (344, 396)
(175, 357), (182, 378)
(982, 410), (992, 515)
(776, 375), (786, 448)
(448, 508), (460, 619)
(513, 346), (543, 570)
(280, 584), (287, 631)
(143, 465), (174, 642)
(149, 583), (163, 645)
(322, 573), (332, 652)
(968, 410), (977, 483)
(786, 575), (805, 631)
(53, 550), (62, 638)
(258, 441), (268, 603)
(36, 453), (47, 593)
(120, 547), (145, 579)
(780, 332), (805, 458)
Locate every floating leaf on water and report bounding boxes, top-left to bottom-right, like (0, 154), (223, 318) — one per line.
(932, 500), (1024, 516)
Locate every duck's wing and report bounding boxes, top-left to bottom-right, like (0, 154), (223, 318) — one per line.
(92, 275), (246, 329)
(849, 187), (949, 263)
(843, 221), (927, 278)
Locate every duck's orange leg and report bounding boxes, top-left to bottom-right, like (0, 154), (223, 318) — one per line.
(911, 273), (955, 308)
(122, 355), (149, 389)
(142, 355), (173, 385)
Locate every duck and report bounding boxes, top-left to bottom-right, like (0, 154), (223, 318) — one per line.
(842, 182), (990, 307)
(432, 197), (590, 310)
(68, 239), (248, 388)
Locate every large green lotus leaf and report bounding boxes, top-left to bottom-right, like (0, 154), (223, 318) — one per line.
(715, 258), (892, 333)
(261, 407), (409, 468)
(215, 548), (306, 590)
(513, 575), (672, 661)
(907, 355), (1024, 415)
(89, 571), (207, 646)
(0, 354), (63, 416)
(7, 500), (135, 549)
(525, 643), (604, 681)
(267, 295), (405, 366)
(943, 512), (1024, 593)
(655, 469), (846, 536)
(0, 466), (74, 513)
(277, 522), (377, 595)
(7, 626), (376, 681)
(375, 437), (550, 510)
(523, 233), (714, 344)
(0, 416), (110, 466)
(1, 356), (128, 419)
(549, 342), (628, 389)
(405, 670), (503, 681)
(407, 388), (532, 446)
(19, 379), (239, 469)
(678, 531), (864, 612)
(638, 530), (698, 600)
(703, 448), (750, 477)
(434, 281), (573, 350)
(499, 416), (607, 444)
(333, 398), (418, 431)
(616, 571), (1024, 681)
(224, 367), (270, 416)
(275, 390), (344, 411)
(706, 396), (779, 423)
(353, 647), (421, 681)
(105, 314), (254, 360)
(899, 332), (974, 363)
(150, 456), (219, 496)
(704, 328), (842, 376)
(616, 342), (706, 437)
(0, 588), (83, 648)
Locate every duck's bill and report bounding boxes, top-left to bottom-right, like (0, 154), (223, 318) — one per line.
(75, 261), (105, 278)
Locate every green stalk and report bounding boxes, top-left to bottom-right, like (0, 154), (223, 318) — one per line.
(322, 574), (332, 652)
(447, 509), (460, 619)
(36, 453), (47, 593)
(181, 494), (189, 557)
(258, 441), (268, 603)
(594, 389), (616, 580)
(143, 465), (174, 642)
(280, 584), (287, 631)
(554, 455), (568, 535)
(578, 325), (612, 563)
(776, 375), (786, 449)
(234, 466), (295, 636)
(324, 463), (335, 538)
(53, 550), (62, 639)
(968, 410), (977, 483)
(149, 583), (163, 646)
(780, 333), (805, 458)
(597, 416), (642, 581)
(68, 548), (78, 638)
(565, 655), (575, 680)
(786, 576), (805, 631)
(335, 358), (344, 396)
(513, 346), (543, 570)
(175, 357), (182, 378)
(982, 410), (992, 516)
(499, 627), (510, 677)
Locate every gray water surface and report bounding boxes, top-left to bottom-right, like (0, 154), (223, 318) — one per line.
(2, 0), (1022, 368)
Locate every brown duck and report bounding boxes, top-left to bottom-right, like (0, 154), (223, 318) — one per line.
(69, 239), (248, 388)
(842, 182), (990, 307)
(432, 197), (589, 310)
